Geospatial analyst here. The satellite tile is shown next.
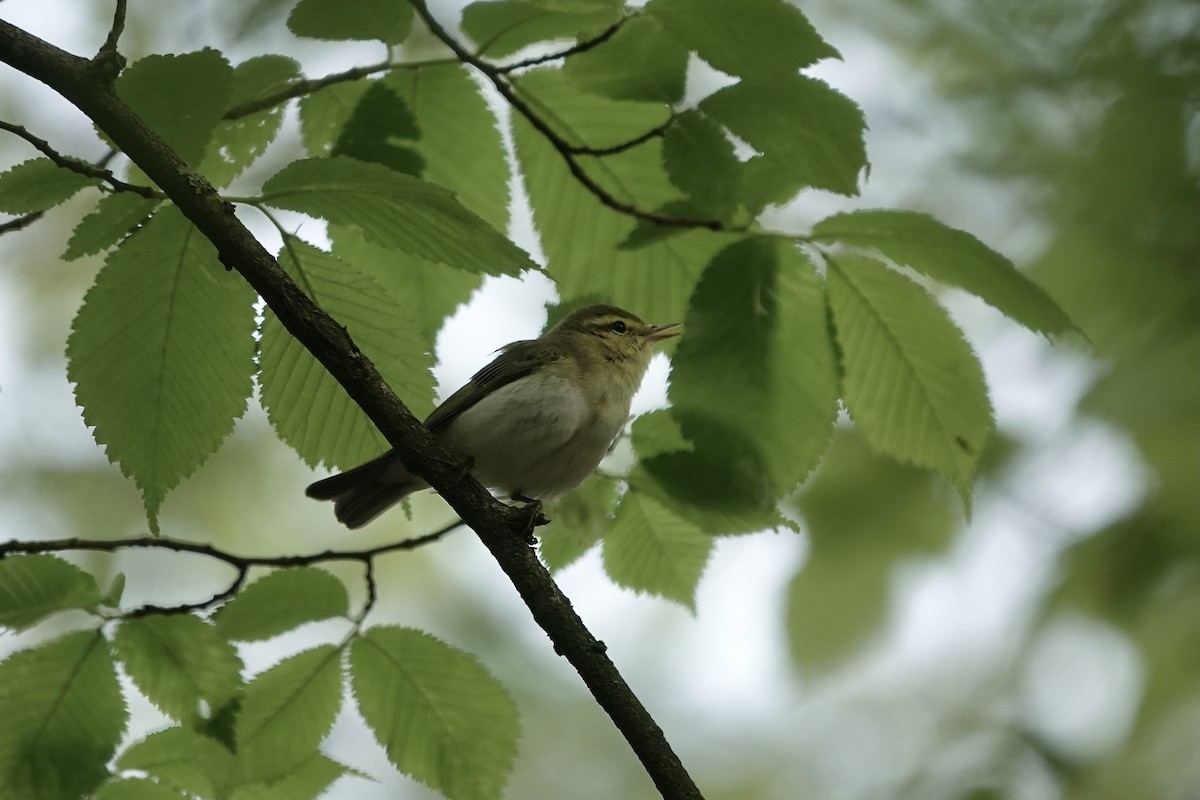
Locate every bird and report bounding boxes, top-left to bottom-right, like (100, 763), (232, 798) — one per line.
(306, 304), (680, 528)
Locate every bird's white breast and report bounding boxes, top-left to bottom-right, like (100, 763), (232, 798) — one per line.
(436, 372), (630, 500)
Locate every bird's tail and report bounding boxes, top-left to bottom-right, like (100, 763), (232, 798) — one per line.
(306, 451), (422, 529)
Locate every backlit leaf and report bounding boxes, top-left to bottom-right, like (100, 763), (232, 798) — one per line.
(826, 254), (994, 497)
(0, 158), (98, 214)
(0, 631), (127, 800)
(214, 567), (349, 642)
(115, 615), (243, 725)
(603, 492), (712, 608)
(350, 626), (519, 800)
(0, 554), (102, 632)
(66, 206), (256, 531)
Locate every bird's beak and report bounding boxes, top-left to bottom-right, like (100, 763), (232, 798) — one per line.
(642, 322), (681, 343)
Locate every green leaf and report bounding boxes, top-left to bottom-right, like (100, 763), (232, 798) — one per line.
(350, 626), (519, 800)
(540, 474), (619, 571)
(0, 554), (102, 631)
(258, 238), (435, 469)
(233, 645), (343, 785)
(94, 777), (189, 800)
(701, 75), (866, 199)
(662, 110), (744, 223)
(201, 55), (301, 187)
(330, 225), (483, 341)
(66, 206), (257, 531)
(299, 80), (372, 156)
(562, 14), (688, 103)
(0, 630), (127, 800)
(382, 64), (512, 230)
(261, 156), (534, 276)
(826, 254), (994, 497)
(213, 567), (350, 642)
(288, 0), (414, 44)
(648, 0), (838, 79)
(227, 753), (347, 800)
(514, 117), (725, 325)
(115, 50), (233, 167)
(330, 82), (423, 176)
(812, 209), (1076, 337)
(669, 238), (839, 496)
(788, 428), (958, 670)
(101, 573), (127, 608)
(514, 67), (671, 152)
(63, 193), (159, 261)
(630, 408), (692, 458)
(0, 158), (99, 213)
(114, 615), (243, 726)
(602, 492), (712, 608)
(116, 727), (234, 798)
(461, 0), (621, 58)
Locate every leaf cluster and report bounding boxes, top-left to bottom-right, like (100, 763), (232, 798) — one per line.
(0, 557), (518, 800)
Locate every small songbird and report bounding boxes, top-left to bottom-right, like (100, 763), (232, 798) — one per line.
(306, 304), (679, 528)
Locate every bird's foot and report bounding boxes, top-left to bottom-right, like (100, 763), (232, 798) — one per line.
(510, 492), (549, 544)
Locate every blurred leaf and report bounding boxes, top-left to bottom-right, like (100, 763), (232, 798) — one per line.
(0, 554), (102, 632)
(701, 75), (866, 199)
(261, 156), (534, 276)
(461, 0), (621, 58)
(63, 193), (159, 261)
(258, 238), (434, 469)
(788, 428), (958, 669)
(114, 50), (233, 167)
(647, 0), (838, 79)
(233, 645), (343, 785)
(115, 615), (243, 726)
(93, 777), (189, 800)
(116, 727), (233, 798)
(0, 158), (99, 213)
(350, 626), (519, 800)
(331, 82), (423, 176)
(0, 630), (127, 800)
(213, 567), (349, 642)
(603, 492), (712, 608)
(541, 473), (619, 571)
(201, 55), (301, 187)
(228, 753), (347, 800)
(826, 253), (993, 498)
(515, 117), (725, 325)
(101, 573), (127, 608)
(288, 0), (413, 43)
(670, 238), (840, 498)
(66, 206), (256, 531)
(514, 67), (672, 151)
(562, 14), (688, 103)
(812, 209), (1076, 337)
(662, 110), (743, 222)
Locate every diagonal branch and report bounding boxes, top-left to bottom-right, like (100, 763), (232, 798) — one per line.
(0, 16), (705, 800)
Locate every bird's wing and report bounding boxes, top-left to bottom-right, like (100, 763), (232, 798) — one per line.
(423, 339), (547, 432)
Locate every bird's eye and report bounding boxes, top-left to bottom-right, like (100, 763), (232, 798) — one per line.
(610, 320), (628, 334)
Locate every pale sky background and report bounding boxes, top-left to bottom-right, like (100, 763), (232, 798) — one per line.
(0, 1), (1149, 798)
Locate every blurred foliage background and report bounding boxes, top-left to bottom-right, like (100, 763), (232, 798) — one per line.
(1, 0), (1197, 798)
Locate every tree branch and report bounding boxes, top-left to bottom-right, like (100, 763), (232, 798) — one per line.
(0, 119), (162, 198)
(410, 0), (722, 232)
(492, 18), (626, 74)
(0, 17), (704, 800)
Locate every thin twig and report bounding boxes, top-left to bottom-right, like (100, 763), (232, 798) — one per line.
(0, 119), (161, 198)
(0, 210), (44, 234)
(410, 1), (723, 231)
(564, 115), (673, 156)
(222, 57), (456, 120)
(97, 0), (126, 63)
(493, 18), (626, 74)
